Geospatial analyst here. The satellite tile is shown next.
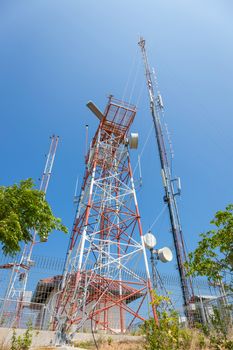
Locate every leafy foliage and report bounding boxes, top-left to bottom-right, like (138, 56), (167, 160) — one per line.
(201, 307), (233, 350)
(141, 292), (233, 350)
(0, 178), (68, 255)
(141, 292), (193, 350)
(11, 323), (33, 350)
(187, 204), (233, 290)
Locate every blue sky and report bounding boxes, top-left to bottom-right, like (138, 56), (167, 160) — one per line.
(1, 0), (233, 280)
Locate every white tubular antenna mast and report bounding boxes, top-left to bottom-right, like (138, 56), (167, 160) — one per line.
(2, 135), (59, 318)
(40, 135), (59, 193)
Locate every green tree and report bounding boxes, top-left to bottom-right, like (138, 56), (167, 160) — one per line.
(187, 204), (233, 290)
(0, 178), (68, 255)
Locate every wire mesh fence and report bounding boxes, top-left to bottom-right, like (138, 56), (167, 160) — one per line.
(186, 293), (233, 328)
(0, 253), (231, 332)
(0, 298), (46, 329)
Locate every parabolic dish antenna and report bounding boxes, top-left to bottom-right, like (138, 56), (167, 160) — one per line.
(157, 247), (173, 263)
(143, 232), (157, 249)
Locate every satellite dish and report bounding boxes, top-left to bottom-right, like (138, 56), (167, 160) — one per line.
(143, 232), (156, 249)
(157, 247), (173, 263)
(129, 133), (139, 149)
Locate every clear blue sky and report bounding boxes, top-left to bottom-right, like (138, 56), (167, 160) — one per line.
(1, 0), (233, 279)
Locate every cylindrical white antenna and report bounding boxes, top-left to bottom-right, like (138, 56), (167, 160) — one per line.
(138, 155), (142, 187)
(85, 125), (89, 158)
(74, 176), (79, 204)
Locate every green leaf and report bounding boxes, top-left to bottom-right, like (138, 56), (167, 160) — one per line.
(187, 204), (233, 291)
(0, 178), (68, 256)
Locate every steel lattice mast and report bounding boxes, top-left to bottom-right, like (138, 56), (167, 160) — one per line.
(2, 135), (59, 310)
(53, 96), (158, 345)
(138, 38), (193, 319)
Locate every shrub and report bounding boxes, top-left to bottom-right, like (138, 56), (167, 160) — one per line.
(10, 324), (33, 350)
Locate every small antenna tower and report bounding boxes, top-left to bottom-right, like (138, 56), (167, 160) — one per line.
(1, 135), (59, 325)
(138, 37), (194, 321)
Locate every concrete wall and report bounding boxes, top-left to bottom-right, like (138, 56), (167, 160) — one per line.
(0, 327), (54, 348)
(0, 327), (143, 348)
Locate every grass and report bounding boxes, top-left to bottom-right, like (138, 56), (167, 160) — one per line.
(98, 340), (145, 350)
(0, 340), (10, 350)
(75, 340), (95, 349)
(73, 339), (145, 350)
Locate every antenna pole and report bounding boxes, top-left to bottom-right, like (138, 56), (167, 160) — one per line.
(138, 37), (193, 322)
(1, 136), (59, 326)
(85, 124), (89, 158)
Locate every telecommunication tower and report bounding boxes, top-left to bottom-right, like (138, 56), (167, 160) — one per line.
(1, 135), (59, 323)
(53, 96), (158, 344)
(138, 38), (194, 319)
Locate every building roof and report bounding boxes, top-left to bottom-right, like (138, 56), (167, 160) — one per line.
(31, 272), (144, 305)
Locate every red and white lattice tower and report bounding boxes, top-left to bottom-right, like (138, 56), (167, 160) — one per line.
(54, 96), (157, 343)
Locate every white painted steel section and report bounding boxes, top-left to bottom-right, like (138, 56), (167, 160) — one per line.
(130, 171), (152, 281)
